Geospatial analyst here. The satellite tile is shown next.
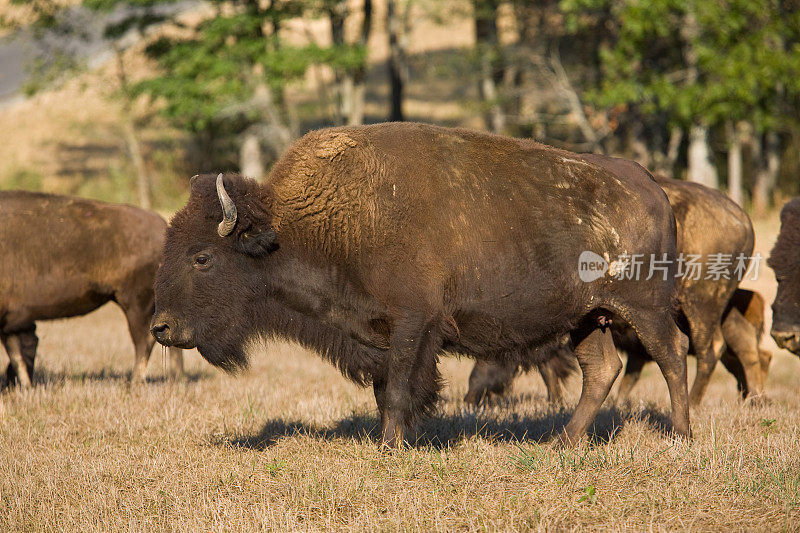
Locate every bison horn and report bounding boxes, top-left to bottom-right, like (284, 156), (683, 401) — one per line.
(216, 173), (238, 237)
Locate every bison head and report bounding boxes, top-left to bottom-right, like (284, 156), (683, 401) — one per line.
(768, 198), (800, 355)
(151, 173), (278, 371)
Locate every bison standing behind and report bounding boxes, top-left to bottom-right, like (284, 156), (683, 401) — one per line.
(465, 164), (760, 405)
(769, 198), (800, 354)
(152, 122), (690, 447)
(0, 191), (183, 386)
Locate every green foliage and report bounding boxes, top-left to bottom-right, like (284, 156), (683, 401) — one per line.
(0, 169), (44, 191)
(8, 0), (370, 175)
(89, 0), (368, 146)
(134, 2), (365, 136)
(577, 485), (597, 504)
(560, 0), (800, 132)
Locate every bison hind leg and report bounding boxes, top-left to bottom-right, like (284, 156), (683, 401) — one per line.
(558, 325), (621, 446)
(722, 308), (767, 400)
(615, 352), (648, 403)
(463, 359), (517, 406)
(624, 308), (691, 439)
(685, 305), (726, 406)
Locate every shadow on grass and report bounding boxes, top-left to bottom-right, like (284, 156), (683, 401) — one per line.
(219, 399), (674, 451)
(1, 368), (210, 390)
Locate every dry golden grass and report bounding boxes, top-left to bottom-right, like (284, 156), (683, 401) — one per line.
(2, 217), (799, 531)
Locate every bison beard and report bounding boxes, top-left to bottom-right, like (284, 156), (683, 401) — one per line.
(152, 123), (692, 448)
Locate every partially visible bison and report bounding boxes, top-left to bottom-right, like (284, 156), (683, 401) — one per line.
(769, 198), (800, 354)
(466, 162), (757, 405)
(0, 191), (183, 387)
(152, 122), (691, 447)
(719, 289), (772, 399)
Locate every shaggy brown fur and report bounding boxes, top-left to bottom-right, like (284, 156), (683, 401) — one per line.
(465, 160), (755, 406)
(152, 122), (691, 446)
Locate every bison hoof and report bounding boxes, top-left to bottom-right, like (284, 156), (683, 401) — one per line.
(554, 430), (582, 448)
(743, 394), (771, 407)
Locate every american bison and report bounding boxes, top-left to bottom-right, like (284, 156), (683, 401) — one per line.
(466, 165), (755, 406)
(152, 122), (690, 447)
(769, 198), (800, 354)
(0, 191), (183, 387)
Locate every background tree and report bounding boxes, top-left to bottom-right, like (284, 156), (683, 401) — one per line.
(473, 0), (505, 133)
(562, 0), (800, 209)
(3, 0), (798, 210)
(317, 0), (372, 126)
(386, 0), (412, 121)
(2, 0), (183, 207)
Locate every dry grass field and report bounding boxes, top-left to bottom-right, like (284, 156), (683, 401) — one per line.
(1, 214), (799, 531)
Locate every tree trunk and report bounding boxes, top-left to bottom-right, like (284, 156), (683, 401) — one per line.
(726, 120), (743, 205)
(664, 126), (683, 176)
(625, 120), (650, 169)
(387, 0), (407, 121)
(687, 123), (718, 188)
(752, 131), (780, 218)
(348, 0), (372, 126)
(239, 131), (264, 181)
(329, 1), (348, 125)
(121, 116), (151, 209)
(681, 10), (717, 188)
(475, 0), (505, 133)
(114, 47), (151, 209)
(256, 85), (295, 158)
(652, 125), (682, 177)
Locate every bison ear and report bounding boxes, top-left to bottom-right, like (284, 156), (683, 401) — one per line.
(235, 225), (278, 257)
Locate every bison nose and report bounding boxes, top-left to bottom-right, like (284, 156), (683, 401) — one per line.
(771, 329), (800, 353)
(151, 322), (171, 344)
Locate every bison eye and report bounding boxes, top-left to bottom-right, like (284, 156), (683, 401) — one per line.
(193, 253), (212, 270)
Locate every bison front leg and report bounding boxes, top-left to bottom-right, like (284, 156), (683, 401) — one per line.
(537, 359), (566, 405)
(120, 301), (159, 383)
(759, 350), (772, 386)
(2, 332), (34, 388)
(131, 332), (156, 383)
(559, 327), (621, 446)
(379, 316), (442, 449)
(464, 359), (516, 405)
(167, 348), (185, 381)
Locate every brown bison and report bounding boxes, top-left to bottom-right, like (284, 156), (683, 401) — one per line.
(0, 191), (183, 387)
(769, 198), (800, 354)
(466, 163), (756, 406)
(151, 122), (691, 447)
